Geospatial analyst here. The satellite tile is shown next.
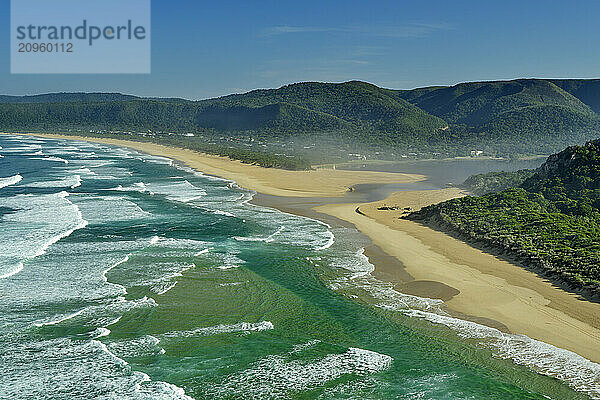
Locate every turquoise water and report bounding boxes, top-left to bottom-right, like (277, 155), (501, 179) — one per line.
(0, 134), (598, 399)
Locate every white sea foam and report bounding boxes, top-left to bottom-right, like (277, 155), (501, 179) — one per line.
(136, 381), (195, 400)
(1, 144), (41, 153)
(163, 321), (274, 338)
(141, 155), (174, 166)
(87, 161), (113, 168)
(0, 192), (88, 280)
(206, 208), (236, 217)
(209, 347), (392, 398)
(234, 225), (285, 243)
(0, 262), (24, 279)
(33, 307), (87, 327)
(0, 174), (22, 189)
(110, 179), (207, 203)
(107, 316), (122, 326)
(0, 335), (191, 399)
(94, 338), (134, 368)
(152, 281), (178, 295)
(23, 174), (81, 189)
(91, 327), (111, 338)
(328, 248), (376, 291)
(68, 167), (96, 176)
(97, 257), (129, 296)
(107, 181), (148, 194)
(218, 281), (246, 287)
(34, 192), (88, 258)
(107, 335), (165, 359)
(146, 180), (207, 203)
(79, 296), (157, 330)
(194, 248), (211, 256)
(404, 309), (600, 399)
(149, 236), (211, 252)
(316, 229), (335, 250)
(338, 243), (600, 397)
(216, 252), (245, 270)
(290, 339), (321, 354)
(103, 255), (130, 285)
(32, 156), (69, 164)
(71, 175), (82, 188)
(75, 195), (151, 221)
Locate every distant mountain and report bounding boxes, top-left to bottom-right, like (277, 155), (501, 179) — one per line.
(2, 78), (600, 155)
(202, 81), (447, 144)
(0, 93), (140, 103)
(408, 139), (600, 294)
(549, 79), (600, 114)
(396, 79), (600, 151)
(0, 81), (447, 148)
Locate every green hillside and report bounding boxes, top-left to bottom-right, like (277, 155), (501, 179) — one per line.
(3, 78), (600, 159)
(0, 93), (139, 103)
(395, 79), (600, 152)
(550, 79), (600, 114)
(0, 100), (201, 132)
(195, 81), (448, 147)
(408, 139), (600, 295)
(0, 81), (447, 148)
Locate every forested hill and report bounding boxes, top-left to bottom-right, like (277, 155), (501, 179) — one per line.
(2, 78), (600, 156)
(0, 81), (447, 148)
(395, 79), (600, 153)
(407, 139), (600, 295)
(0, 93), (140, 103)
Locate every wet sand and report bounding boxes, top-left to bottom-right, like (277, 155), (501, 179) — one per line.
(316, 189), (600, 363)
(7, 133), (423, 197)
(10, 132), (600, 363)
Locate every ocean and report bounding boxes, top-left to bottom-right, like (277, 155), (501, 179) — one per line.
(0, 134), (598, 399)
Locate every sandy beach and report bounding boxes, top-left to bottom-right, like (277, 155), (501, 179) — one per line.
(8, 133), (423, 197)
(316, 189), (600, 363)
(9, 132), (600, 363)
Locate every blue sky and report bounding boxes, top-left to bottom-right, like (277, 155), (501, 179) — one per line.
(1, 0), (599, 99)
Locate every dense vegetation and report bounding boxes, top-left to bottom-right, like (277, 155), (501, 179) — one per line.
(460, 169), (535, 195)
(3, 78), (600, 164)
(0, 82), (447, 148)
(396, 79), (600, 154)
(550, 79), (600, 114)
(60, 131), (313, 170)
(408, 140), (600, 295)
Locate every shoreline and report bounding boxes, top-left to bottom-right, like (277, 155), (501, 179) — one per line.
(7, 132), (600, 364)
(4, 133), (423, 197)
(316, 190), (600, 363)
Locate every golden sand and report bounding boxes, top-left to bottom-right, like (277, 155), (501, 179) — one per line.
(316, 189), (600, 363)
(9, 132), (600, 363)
(9, 133), (423, 197)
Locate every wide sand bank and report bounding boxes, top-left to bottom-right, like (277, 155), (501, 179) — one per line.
(9, 132), (600, 363)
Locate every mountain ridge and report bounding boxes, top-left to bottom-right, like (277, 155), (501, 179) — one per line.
(2, 78), (600, 156)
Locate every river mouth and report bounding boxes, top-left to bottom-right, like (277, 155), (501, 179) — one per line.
(0, 135), (592, 400)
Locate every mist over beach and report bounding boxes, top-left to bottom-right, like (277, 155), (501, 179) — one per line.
(3, 0), (600, 399)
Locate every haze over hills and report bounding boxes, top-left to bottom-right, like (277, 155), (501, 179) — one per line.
(396, 79), (600, 152)
(1, 78), (600, 160)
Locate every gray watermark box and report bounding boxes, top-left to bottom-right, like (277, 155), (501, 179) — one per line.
(11, 0), (151, 74)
